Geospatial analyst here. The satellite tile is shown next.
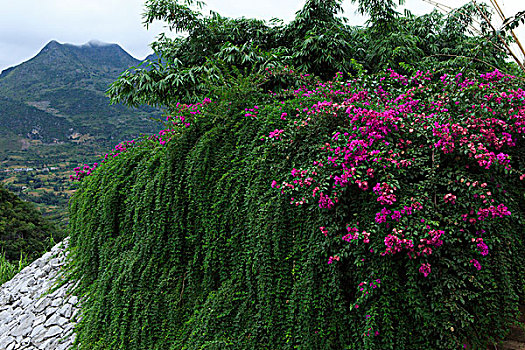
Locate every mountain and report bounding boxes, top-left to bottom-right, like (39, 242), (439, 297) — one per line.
(0, 40), (163, 225)
(0, 40), (140, 94)
(0, 96), (75, 143)
(0, 40), (160, 143)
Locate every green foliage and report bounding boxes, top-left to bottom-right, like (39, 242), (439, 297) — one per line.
(70, 73), (345, 349)
(67, 1), (525, 349)
(502, 10), (525, 32)
(0, 184), (64, 262)
(0, 251), (27, 285)
(0, 40), (164, 223)
(108, 0), (521, 108)
(68, 67), (524, 349)
(351, 0), (405, 24)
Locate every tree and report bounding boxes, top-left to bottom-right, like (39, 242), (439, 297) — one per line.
(108, 0), (520, 110)
(0, 184), (63, 261)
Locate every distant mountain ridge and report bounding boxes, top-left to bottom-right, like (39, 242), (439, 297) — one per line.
(0, 39), (159, 144)
(0, 40), (161, 225)
(0, 40), (140, 94)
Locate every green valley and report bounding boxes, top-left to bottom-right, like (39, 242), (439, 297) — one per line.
(0, 40), (163, 226)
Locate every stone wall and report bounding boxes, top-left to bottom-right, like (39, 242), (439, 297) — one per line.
(2, 238), (524, 350)
(0, 239), (78, 350)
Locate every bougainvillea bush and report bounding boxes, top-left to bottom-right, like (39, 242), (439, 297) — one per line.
(67, 69), (524, 350)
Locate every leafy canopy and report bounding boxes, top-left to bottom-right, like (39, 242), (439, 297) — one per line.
(108, 0), (518, 109)
(0, 184), (63, 262)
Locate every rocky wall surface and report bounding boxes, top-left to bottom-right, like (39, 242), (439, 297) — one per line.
(0, 239), (78, 350)
(1, 237), (524, 350)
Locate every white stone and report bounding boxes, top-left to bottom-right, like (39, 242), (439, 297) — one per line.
(20, 296), (33, 308)
(16, 278), (31, 294)
(45, 306), (58, 317)
(31, 324), (62, 348)
(1, 319), (18, 334)
(30, 324), (46, 338)
(68, 296), (78, 306)
(62, 323), (74, 334)
(34, 269), (46, 280)
(26, 277), (36, 288)
(38, 337), (58, 350)
(40, 280), (53, 291)
(50, 297), (62, 308)
(18, 265), (33, 275)
(48, 258), (60, 268)
(0, 239), (76, 350)
(11, 306), (23, 319)
(11, 319), (32, 337)
(33, 314), (46, 326)
(33, 297), (51, 313)
(46, 325), (63, 338)
(0, 307), (14, 322)
(0, 324), (9, 335)
(44, 313), (62, 327)
(0, 303), (12, 311)
(31, 332), (48, 348)
(0, 292), (14, 305)
(57, 316), (69, 327)
(40, 251), (52, 261)
(56, 340), (72, 350)
(12, 312), (36, 336)
(58, 303), (72, 318)
(0, 335), (15, 348)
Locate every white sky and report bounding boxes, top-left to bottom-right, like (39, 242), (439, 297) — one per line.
(0, 0), (523, 72)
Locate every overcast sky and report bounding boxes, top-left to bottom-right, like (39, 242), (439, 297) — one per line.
(0, 0), (523, 73)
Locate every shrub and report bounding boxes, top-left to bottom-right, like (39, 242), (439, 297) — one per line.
(0, 253), (16, 286)
(68, 68), (524, 349)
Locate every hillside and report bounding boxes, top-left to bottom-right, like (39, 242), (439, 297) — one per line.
(0, 184), (63, 262)
(0, 39), (160, 143)
(0, 40), (162, 225)
(0, 40), (139, 95)
(0, 96), (75, 143)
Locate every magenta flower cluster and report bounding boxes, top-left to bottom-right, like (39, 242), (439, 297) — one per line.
(419, 263), (431, 277)
(70, 140), (136, 181)
(71, 97), (214, 181)
(268, 68), (523, 308)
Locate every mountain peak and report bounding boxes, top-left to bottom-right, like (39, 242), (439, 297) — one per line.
(0, 38), (142, 93)
(43, 40), (62, 49)
(84, 39), (112, 47)
(42, 39), (117, 51)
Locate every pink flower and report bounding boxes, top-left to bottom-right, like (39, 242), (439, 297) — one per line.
(444, 193), (456, 204)
(470, 259), (481, 270)
(328, 255), (340, 264)
(268, 129), (284, 139)
(419, 263), (431, 277)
